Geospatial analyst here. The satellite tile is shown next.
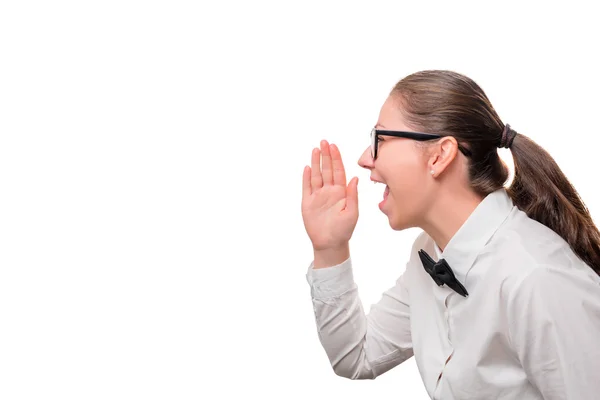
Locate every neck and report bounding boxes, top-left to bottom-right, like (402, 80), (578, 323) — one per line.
(420, 186), (484, 251)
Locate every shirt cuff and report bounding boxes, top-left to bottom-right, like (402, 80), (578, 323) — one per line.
(305, 257), (355, 299)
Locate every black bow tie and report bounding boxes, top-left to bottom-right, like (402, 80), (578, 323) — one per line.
(418, 250), (469, 297)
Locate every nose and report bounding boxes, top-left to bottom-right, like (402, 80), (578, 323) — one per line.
(357, 146), (374, 170)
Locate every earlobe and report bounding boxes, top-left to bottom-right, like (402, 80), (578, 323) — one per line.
(428, 153), (441, 177)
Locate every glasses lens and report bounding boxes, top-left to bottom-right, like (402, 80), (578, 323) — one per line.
(370, 128), (376, 159)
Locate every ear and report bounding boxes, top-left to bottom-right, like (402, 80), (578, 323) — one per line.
(428, 137), (459, 177)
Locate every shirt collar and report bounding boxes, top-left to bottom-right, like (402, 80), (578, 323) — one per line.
(432, 188), (514, 285)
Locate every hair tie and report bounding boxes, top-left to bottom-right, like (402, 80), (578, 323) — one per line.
(499, 124), (517, 149)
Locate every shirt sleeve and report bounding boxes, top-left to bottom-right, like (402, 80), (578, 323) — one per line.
(506, 266), (600, 399)
(306, 257), (414, 380)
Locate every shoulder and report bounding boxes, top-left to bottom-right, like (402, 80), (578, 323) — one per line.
(490, 207), (587, 275)
(483, 207), (600, 297)
(494, 236), (600, 314)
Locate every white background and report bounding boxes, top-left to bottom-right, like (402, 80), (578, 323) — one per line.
(1, 1), (599, 399)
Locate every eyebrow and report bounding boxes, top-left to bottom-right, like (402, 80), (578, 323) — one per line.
(375, 123), (387, 129)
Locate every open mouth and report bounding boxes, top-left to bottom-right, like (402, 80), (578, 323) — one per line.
(372, 179), (390, 210)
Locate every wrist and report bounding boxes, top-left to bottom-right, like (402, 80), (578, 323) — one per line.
(313, 244), (350, 269)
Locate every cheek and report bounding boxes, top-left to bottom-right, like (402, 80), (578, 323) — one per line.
(388, 164), (429, 219)
(378, 141), (427, 197)
(387, 159), (426, 195)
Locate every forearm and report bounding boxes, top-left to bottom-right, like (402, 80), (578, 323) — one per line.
(307, 257), (411, 379)
(308, 260), (376, 379)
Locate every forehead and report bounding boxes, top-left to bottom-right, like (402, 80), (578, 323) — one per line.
(376, 95), (411, 130)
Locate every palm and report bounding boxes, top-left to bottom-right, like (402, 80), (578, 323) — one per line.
(301, 140), (359, 251)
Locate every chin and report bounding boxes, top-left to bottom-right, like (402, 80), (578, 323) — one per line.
(386, 205), (419, 230)
(388, 216), (413, 231)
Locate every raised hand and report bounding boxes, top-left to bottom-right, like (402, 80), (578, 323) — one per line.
(301, 140), (359, 252)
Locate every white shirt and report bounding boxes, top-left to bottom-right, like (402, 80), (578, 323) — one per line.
(306, 188), (600, 399)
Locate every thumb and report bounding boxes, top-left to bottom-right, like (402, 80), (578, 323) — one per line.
(345, 177), (359, 212)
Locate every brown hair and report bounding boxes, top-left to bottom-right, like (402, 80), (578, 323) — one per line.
(392, 70), (600, 276)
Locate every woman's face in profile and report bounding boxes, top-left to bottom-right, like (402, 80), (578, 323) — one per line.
(357, 96), (433, 230)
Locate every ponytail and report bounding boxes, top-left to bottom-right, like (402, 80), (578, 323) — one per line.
(507, 132), (600, 276)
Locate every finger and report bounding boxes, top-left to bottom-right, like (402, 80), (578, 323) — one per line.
(345, 177), (359, 212)
(330, 143), (347, 186)
(302, 165), (312, 198)
(311, 147), (323, 190)
(320, 140), (333, 186)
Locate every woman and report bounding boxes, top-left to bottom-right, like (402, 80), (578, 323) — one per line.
(301, 70), (600, 399)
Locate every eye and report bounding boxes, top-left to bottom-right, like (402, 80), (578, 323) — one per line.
(376, 136), (384, 143)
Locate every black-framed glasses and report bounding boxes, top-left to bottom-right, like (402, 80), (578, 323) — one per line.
(370, 127), (472, 160)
